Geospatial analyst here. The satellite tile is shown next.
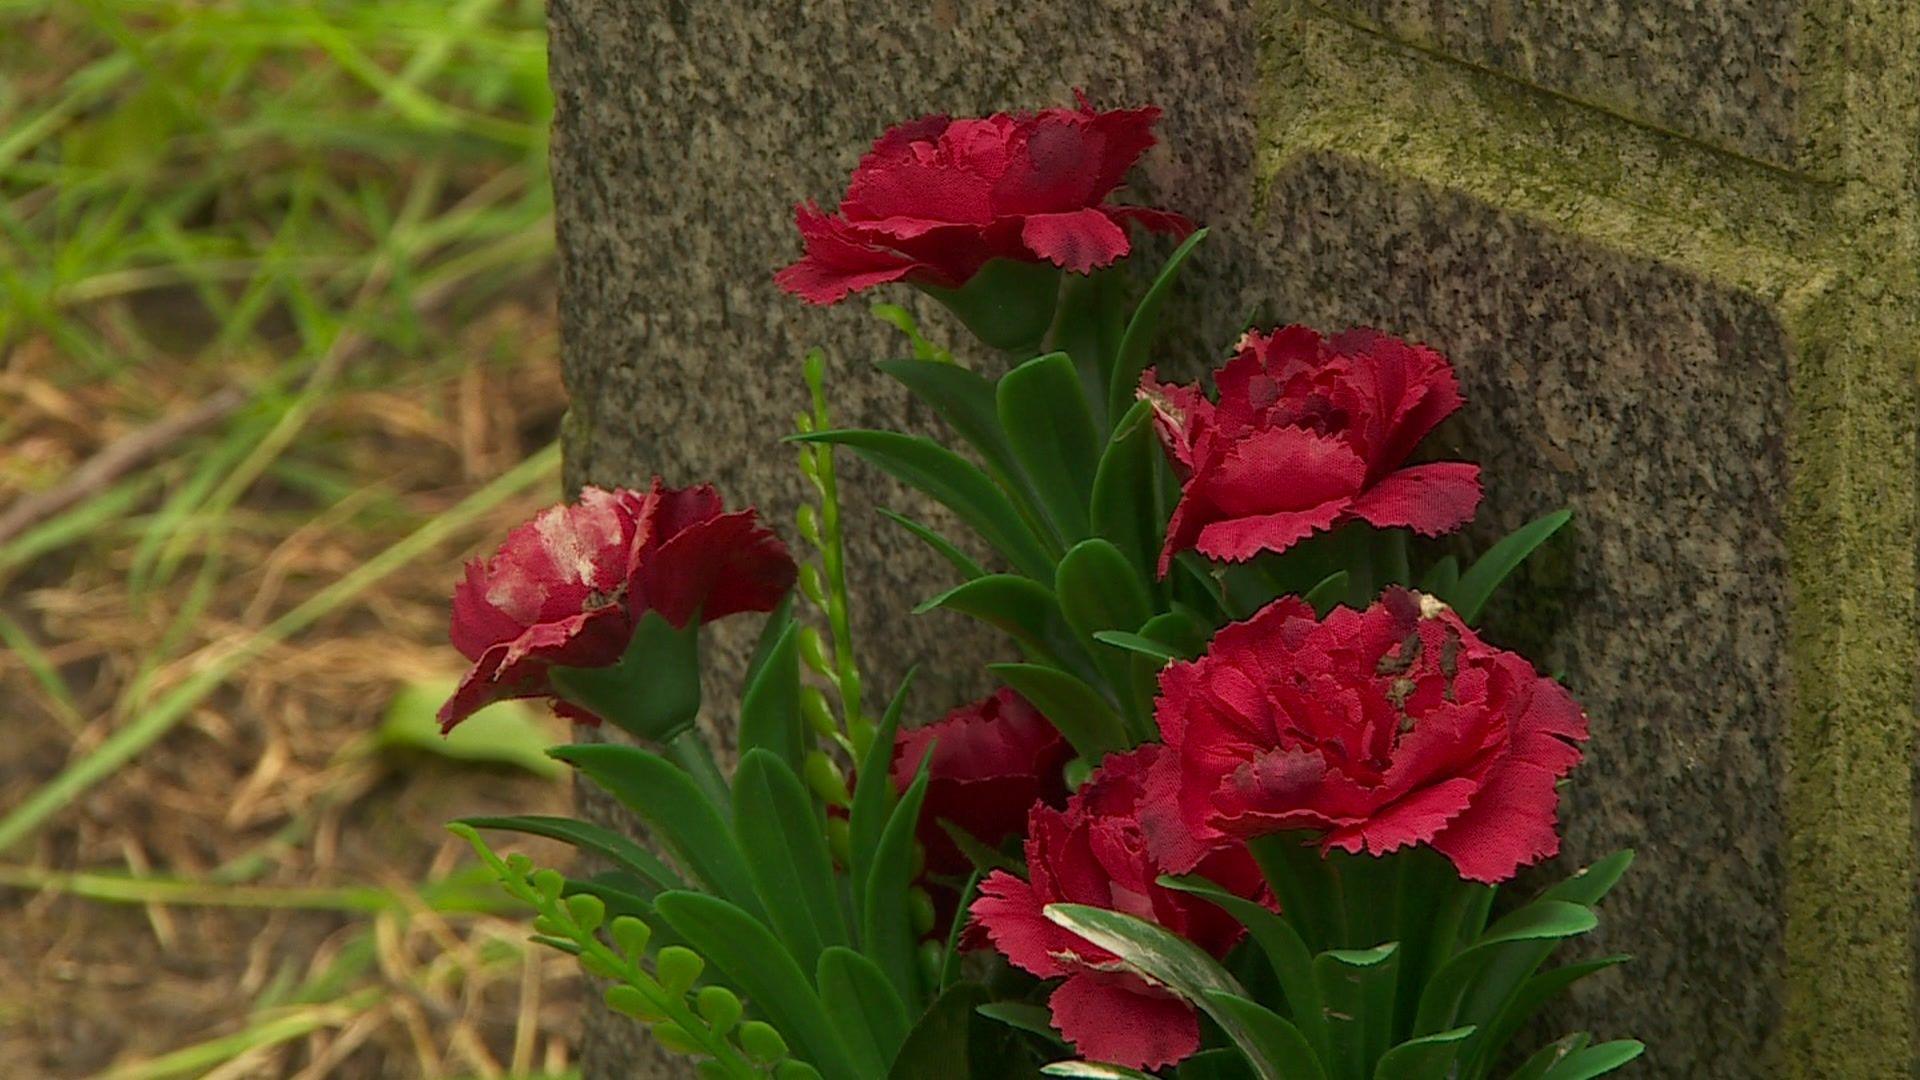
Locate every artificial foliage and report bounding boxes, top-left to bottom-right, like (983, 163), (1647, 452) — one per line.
(438, 96), (1642, 1079)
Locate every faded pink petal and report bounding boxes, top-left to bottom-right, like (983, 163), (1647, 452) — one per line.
(1048, 972), (1201, 1070)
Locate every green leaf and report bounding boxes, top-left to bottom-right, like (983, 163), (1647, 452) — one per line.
(548, 610), (703, 742)
(975, 1002), (1065, 1049)
(1415, 555), (1458, 598)
(1048, 268), (1128, 431)
(915, 574), (1072, 664)
(1541, 850), (1634, 908)
(818, 945), (911, 1077)
(1089, 398), (1168, 586)
(1056, 537), (1155, 732)
(879, 508), (987, 580)
(922, 258), (1062, 354)
(1092, 631), (1181, 663)
(1200, 991), (1327, 1080)
(1451, 509), (1572, 624)
(456, 814), (681, 896)
(562, 873), (657, 923)
(379, 679), (562, 777)
(1537, 1040), (1645, 1080)
(886, 982), (997, 1080)
(795, 429), (1057, 580)
(733, 750), (846, 971)
(1177, 1048), (1261, 1079)
(1109, 228), (1208, 422)
(1136, 607), (1214, 661)
(652, 890), (861, 1078)
(1302, 571), (1350, 615)
(739, 609), (804, 773)
(1041, 903), (1288, 1080)
(1372, 1026), (1474, 1080)
(850, 672), (914, 929)
(864, 754), (932, 1007)
(999, 352), (1102, 541)
(1510, 1034), (1645, 1080)
(548, 744), (761, 920)
(877, 359), (1030, 498)
(1159, 875), (1327, 1062)
(989, 663), (1129, 759)
(1412, 900), (1598, 1035)
(1316, 943), (1400, 1078)
(1470, 957), (1631, 1074)
(1043, 1063), (1158, 1079)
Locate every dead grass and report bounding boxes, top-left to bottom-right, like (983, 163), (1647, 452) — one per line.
(0, 1), (584, 1076)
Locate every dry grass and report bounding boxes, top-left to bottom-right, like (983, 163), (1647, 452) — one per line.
(0, 2), (585, 1076)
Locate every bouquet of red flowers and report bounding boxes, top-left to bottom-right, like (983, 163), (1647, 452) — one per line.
(444, 97), (1640, 1080)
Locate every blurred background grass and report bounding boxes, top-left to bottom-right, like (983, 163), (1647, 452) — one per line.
(0, 2), (584, 1076)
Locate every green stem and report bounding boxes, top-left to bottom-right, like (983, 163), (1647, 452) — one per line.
(804, 352), (869, 755)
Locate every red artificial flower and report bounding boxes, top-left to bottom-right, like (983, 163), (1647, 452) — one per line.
(1141, 325), (1482, 574)
(775, 93), (1192, 305)
(439, 481), (795, 732)
(1142, 589), (1589, 884)
(892, 688), (1072, 878)
(971, 745), (1268, 1070)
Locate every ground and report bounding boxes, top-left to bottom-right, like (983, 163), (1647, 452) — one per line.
(0, 3), (590, 1076)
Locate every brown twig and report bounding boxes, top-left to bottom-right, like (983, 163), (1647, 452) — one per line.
(0, 385), (250, 547)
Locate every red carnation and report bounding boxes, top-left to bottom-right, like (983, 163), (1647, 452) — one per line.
(971, 746), (1267, 1070)
(439, 481), (795, 732)
(1142, 589), (1589, 884)
(1141, 325), (1482, 575)
(776, 93), (1191, 305)
(892, 688), (1072, 878)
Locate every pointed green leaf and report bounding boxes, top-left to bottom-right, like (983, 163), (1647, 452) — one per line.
(1092, 630), (1181, 663)
(1200, 991), (1327, 1080)
(886, 981), (997, 1080)
(1372, 1026), (1474, 1080)
(733, 750), (846, 971)
(652, 890), (861, 1078)
(1043, 1063), (1158, 1079)
(879, 508), (987, 580)
(818, 945), (911, 1074)
(864, 754), (932, 1007)
(850, 671), (914, 929)
(975, 1002), (1066, 1048)
(876, 359), (1028, 494)
(915, 574), (1072, 664)
(1303, 571), (1350, 615)
(1090, 399), (1169, 585)
(1452, 509), (1572, 624)
(1160, 874), (1327, 1061)
(1541, 850), (1635, 908)
(795, 429), (1056, 579)
(1469, 956), (1631, 1074)
(1109, 228), (1208, 422)
(739, 611), (804, 772)
(1316, 943), (1400, 1078)
(548, 744), (762, 920)
(1413, 900), (1598, 1035)
(456, 814), (682, 896)
(999, 352), (1101, 541)
(548, 610), (702, 742)
(1057, 537), (1155, 732)
(1537, 1040), (1645, 1080)
(1416, 555), (1459, 599)
(989, 663), (1129, 759)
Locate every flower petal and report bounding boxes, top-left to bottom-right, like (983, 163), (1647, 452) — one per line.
(1020, 208), (1132, 273)
(1346, 462), (1482, 537)
(1047, 972), (1201, 1070)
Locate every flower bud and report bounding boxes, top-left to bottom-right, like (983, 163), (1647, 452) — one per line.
(655, 946), (704, 996)
(566, 893), (605, 933)
(606, 984), (668, 1022)
(798, 563), (826, 604)
(826, 817), (851, 867)
(797, 626), (831, 675)
(610, 915), (652, 958)
(696, 985), (743, 1034)
(800, 687), (836, 737)
(739, 1020), (788, 1063)
(804, 751), (851, 808)
(908, 887), (936, 936)
(530, 869), (565, 903)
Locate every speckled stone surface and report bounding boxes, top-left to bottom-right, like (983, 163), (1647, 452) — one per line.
(1311, 0), (1807, 165)
(547, 1), (1917, 1076)
(547, 2), (1259, 1075)
(1255, 155), (1791, 1075)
